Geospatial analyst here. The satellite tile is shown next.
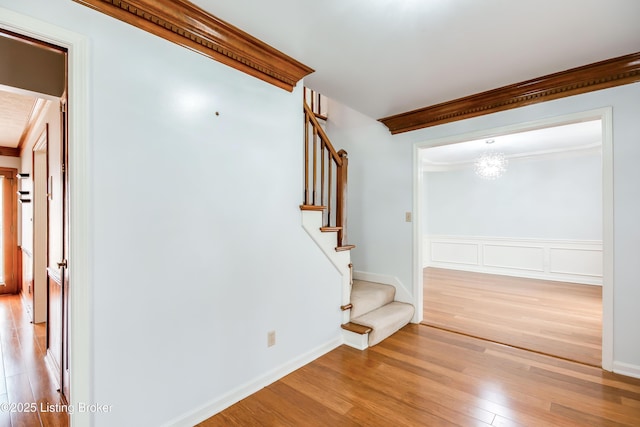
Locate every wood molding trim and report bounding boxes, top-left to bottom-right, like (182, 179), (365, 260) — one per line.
(300, 204), (326, 211)
(379, 52), (640, 134)
(71, 0), (313, 91)
(0, 147), (20, 157)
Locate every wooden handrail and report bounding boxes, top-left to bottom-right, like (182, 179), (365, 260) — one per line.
(302, 94), (351, 248)
(304, 103), (342, 164)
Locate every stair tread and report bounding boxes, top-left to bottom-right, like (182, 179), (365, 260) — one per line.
(350, 281), (396, 318)
(320, 226), (342, 232)
(335, 244), (356, 252)
(341, 322), (372, 335)
(300, 204), (326, 211)
(351, 302), (415, 346)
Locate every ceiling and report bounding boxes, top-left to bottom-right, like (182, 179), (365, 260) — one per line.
(421, 119), (602, 168)
(191, 0), (640, 120)
(0, 88), (38, 149)
(1, 1), (638, 153)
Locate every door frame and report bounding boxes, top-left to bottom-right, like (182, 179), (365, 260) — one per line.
(0, 7), (91, 424)
(32, 127), (48, 324)
(412, 107), (614, 371)
(0, 167), (17, 294)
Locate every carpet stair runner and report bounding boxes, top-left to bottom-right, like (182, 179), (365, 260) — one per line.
(345, 280), (414, 346)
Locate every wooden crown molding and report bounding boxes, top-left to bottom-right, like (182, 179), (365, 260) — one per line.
(72, 0), (314, 91)
(379, 52), (640, 134)
(0, 147), (20, 157)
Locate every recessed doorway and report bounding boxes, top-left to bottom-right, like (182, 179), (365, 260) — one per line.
(413, 109), (612, 368)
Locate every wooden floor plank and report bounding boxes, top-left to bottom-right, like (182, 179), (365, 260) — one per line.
(0, 295), (68, 427)
(201, 324), (640, 426)
(6, 373), (42, 427)
(423, 267), (602, 366)
(0, 393), (12, 427)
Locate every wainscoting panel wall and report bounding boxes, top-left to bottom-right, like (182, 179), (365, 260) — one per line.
(424, 235), (603, 285)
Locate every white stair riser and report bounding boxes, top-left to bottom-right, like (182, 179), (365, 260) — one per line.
(352, 302), (415, 346)
(342, 329), (368, 350)
(350, 280), (396, 319)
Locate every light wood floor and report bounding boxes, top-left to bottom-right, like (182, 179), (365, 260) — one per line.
(199, 324), (640, 426)
(423, 267), (602, 367)
(0, 294), (68, 427)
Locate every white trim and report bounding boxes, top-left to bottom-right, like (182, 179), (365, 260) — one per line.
(164, 336), (343, 427)
(601, 107), (614, 371)
(413, 143), (424, 323)
(424, 235), (603, 285)
(0, 7), (92, 425)
(413, 107), (613, 370)
(422, 144), (602, 171)
(612, 361), (640, 380)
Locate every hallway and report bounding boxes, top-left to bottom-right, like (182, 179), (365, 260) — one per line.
(0, 294), (67, 427)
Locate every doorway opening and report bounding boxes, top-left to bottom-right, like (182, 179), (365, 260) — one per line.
(0, 25), (70, 423)
(0, 168), (17, 293)
(413, 108), (613, 369)
(0, 175), (4, 284)
(0, 7), (91, 424)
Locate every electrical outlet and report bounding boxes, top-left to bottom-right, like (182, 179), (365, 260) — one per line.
(267, 331), (276, 347)
(405, 212), (412, 222)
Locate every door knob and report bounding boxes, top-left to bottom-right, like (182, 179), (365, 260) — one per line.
(57, 260), (67, 268)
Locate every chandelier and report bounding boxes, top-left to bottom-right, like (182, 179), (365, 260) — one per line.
(474, 140), (507, 180)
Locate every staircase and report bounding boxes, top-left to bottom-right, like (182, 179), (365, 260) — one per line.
(301, 89), (413, 349)
(343, 280), (415, 348)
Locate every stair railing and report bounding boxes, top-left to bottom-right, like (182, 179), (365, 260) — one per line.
(302, 97), (351, 249)
(304, 87), (327, 120)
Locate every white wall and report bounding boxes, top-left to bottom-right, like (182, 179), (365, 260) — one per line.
(425, 235), (603, 285)
(326, 104), (415, 295)
(0, 156), (19, 170)
(424, 152), (602, 239)
(326, 82), (640, 376)
(1, 1), (343, 426)
(422, 151), (603, 284)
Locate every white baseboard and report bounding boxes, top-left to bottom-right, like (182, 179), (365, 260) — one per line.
(613, 361), (640, 380)
(165, 336), (343, 427)
(424, 235), (603, 285)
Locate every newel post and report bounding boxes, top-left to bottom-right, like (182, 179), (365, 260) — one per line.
(336, 149), (349, 247)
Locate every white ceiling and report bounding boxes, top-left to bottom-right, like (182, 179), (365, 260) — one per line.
(421, 119), (602, 168)
(191, 0), (640, 119)
(0, 88), (37, 148)
(1, 1), (638, 152)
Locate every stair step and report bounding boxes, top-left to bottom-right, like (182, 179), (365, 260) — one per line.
(350, 280), (396, 318)
(351, 302), (414, 346)
(341, 322), (372, 335)
(300, 204), (326, 211)
(335, 244), (356, 252)
(320, 226), (342, 232)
